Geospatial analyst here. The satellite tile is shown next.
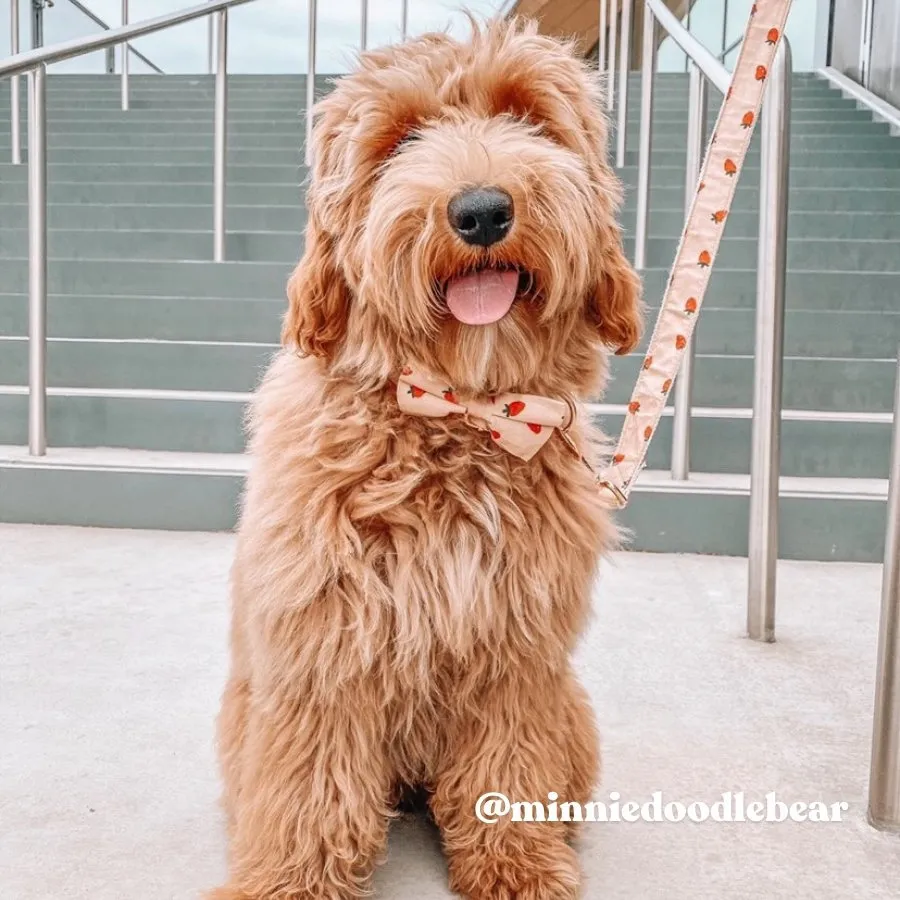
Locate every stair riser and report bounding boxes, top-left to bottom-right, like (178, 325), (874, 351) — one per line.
(0, 230), (303, 263)
(0, 204), (307, 232)
(1, 229), (896, 270)
(0, 342), (895, 411)
(0, 393), (247, 453)
(2, 204), (899, 239)
(7, 132), (898, 152)
(598, 415), (895, 479)
(0, 259), (292, 297)
(0, 392), (890, 479)
(2, 265), (895, 312)
(625, 238), (900, 272)
(0, 112), (879, 131)
(618, 492), (887, 563)
(0, 97), (864, 115)
(4, 163), (898, 189)
(0, 463), (886, 563)
(0, 339), (275, 393)
(621, 210), (900, 239)
(8, 146), (900, 167)
(0, 466), (243, 532)
(3, 296), (896, 359)
(2, 182), (895, 211)
(1, 119), (881, 137)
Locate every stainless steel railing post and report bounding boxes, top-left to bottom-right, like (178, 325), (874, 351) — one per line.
(747, 38), (791, 642)
(361, 0), (368, 51)
(31, 0), (43, 49)
(868, 350), (900, 833)
(11, 0), (22, 164)
(305, 0), (317, 167)
(121, 0), (129, 111)
(213, 8), (228, 262)
(598, 0), (607, 73)
(633, 4), (655, 271)
(400, 0), (407, 41)
(207, 0), (214, 74)
(671, 62), (707, 480)
(606, 0), (617, 111)
(615, 0), (632, 168)
(27, 63), (48, 457)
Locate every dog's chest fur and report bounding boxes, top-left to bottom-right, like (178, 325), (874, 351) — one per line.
(238, 353), (612, 685)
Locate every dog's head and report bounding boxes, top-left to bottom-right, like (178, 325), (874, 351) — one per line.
(284, 18), (642, 397)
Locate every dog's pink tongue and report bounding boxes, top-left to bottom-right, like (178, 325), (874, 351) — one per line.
(445, 270), (518, 325)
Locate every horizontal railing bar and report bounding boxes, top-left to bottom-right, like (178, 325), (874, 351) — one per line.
(0, 0), (256, 79)
(645, 0), (731, 93)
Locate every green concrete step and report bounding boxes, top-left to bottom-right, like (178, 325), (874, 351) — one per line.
(0, 338), (274, 392)
(4, 161), (899, 189)
(2, 204), (899, 239)
(0, 229), (896, 270)
(0, 392), (247, 453)
(0, 97), (863, 116)
(0, 393), (891, 479)
(2, 183), (896, 212)
(620, 210), (900, 239)
(0, 228), (301, 263)
(0, 203), (307, 232)
(7, 145), (900, 168)
(0, 340), (895, 411)
(594, 410), (895, 479)
(0, 448), (889, 562)
(7, 130), (897, 152)
(2, 295), (898, 357)
(0, 117), (883, 139)
(1, 263), (896, 312)
(0, 259), (292, 297)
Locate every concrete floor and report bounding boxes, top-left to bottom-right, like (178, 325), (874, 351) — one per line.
(1, 525), (898, 900)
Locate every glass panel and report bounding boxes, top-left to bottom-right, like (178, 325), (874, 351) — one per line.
(831, 0), (867, 80)
(658, 0), (828, 73)
(658, 0), (724, 72)
(782, 0), (823, 71)
(868, 0), (900, 105)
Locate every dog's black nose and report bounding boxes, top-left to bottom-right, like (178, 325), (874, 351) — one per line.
(448, 188), (514, 247)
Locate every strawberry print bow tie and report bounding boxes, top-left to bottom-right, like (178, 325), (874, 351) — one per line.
(396, 364), (572, 461)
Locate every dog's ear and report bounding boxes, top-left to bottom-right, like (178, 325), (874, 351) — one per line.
(588, 242), (644, 356)
(281, 213), (351, 359)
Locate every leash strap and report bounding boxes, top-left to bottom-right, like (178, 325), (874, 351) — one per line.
(595, 0), (794, 509)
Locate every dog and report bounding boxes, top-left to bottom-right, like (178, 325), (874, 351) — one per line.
(212, 17), (642, 900)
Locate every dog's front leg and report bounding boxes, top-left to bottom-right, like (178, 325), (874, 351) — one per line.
(210, 681), (392, 900)
(430, 668), (597, 900)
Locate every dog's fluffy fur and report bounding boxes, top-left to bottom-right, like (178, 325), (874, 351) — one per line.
(213, 18), (642, 900)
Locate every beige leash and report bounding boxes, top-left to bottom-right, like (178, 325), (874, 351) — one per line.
(592, 0), (795, 510)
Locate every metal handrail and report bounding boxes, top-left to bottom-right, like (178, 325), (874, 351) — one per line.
(0, 0), (255, 77)
(645, 0), (730, 93)
(0, 0), (266, 456)
(63, 0), (164, 73)
(868, 350), (900, 832)
(634, 0), (792, 640)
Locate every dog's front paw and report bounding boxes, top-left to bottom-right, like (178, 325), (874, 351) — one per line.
(451, 839), (581, 899)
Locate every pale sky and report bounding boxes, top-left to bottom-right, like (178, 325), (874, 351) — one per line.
(4, 0), (509, 74)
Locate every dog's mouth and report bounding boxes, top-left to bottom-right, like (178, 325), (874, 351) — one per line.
(444, 267), (529, 326)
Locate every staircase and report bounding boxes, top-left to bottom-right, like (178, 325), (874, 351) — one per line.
(0, 71), (897, 561)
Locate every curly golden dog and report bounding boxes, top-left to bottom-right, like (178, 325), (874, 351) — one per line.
(212, 17), (642, 900)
